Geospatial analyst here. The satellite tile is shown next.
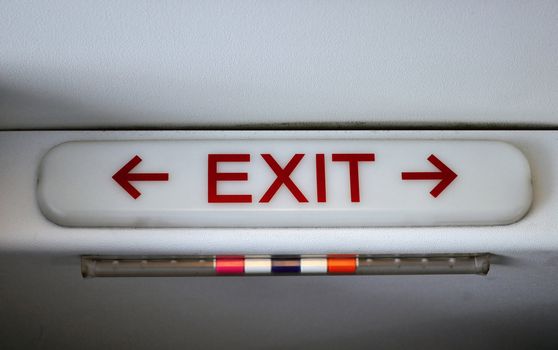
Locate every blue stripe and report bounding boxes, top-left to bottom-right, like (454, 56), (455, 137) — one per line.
(271, 257), (301, 273)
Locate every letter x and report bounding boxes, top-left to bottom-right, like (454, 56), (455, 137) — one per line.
(259, 154), (309, 203)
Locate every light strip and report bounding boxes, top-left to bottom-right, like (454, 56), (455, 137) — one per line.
(81, 254), (489, 278)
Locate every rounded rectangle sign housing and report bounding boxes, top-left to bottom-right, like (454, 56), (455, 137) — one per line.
(37, 139), (532, 228)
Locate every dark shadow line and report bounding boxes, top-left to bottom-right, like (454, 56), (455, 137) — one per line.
(2, 121), (557, 132)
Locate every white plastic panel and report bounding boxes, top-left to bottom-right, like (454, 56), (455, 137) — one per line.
(0, 130), (556, 254)
(1, 1), (557, 129)
(37, 139), (532, 227)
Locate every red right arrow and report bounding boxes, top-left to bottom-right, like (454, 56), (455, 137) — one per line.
(401, 154), (458, 198)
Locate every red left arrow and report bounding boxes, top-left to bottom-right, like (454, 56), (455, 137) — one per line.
(401, 154), (458, 198)
(112, 155), (169, 199)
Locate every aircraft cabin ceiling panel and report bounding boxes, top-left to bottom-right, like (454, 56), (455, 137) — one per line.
(1, 0), (557, 129)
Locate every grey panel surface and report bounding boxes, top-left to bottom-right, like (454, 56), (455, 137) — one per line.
(1, 253), (558, 350)
(1, 130), (558, 348)
(1, 1), (557, 129)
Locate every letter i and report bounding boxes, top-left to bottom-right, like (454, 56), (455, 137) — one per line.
(316, 154), (326, 203)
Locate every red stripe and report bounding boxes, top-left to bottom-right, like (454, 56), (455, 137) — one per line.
(327, 255), (357, 274)
(216, 256), (245, 275)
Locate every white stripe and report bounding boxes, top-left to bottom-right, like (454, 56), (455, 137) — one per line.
(301, 258), (327, 274)
(244, 258), (271, 274)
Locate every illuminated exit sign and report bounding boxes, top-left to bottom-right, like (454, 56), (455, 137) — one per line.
(37, 138), (532, 227)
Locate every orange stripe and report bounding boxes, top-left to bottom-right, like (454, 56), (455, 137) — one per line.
(327, 255), (357, 274)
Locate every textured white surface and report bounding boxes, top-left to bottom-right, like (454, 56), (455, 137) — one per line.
(1, 1), (557, 129)
(1, 2), (558, 347)
(37, 139), (532, 227)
